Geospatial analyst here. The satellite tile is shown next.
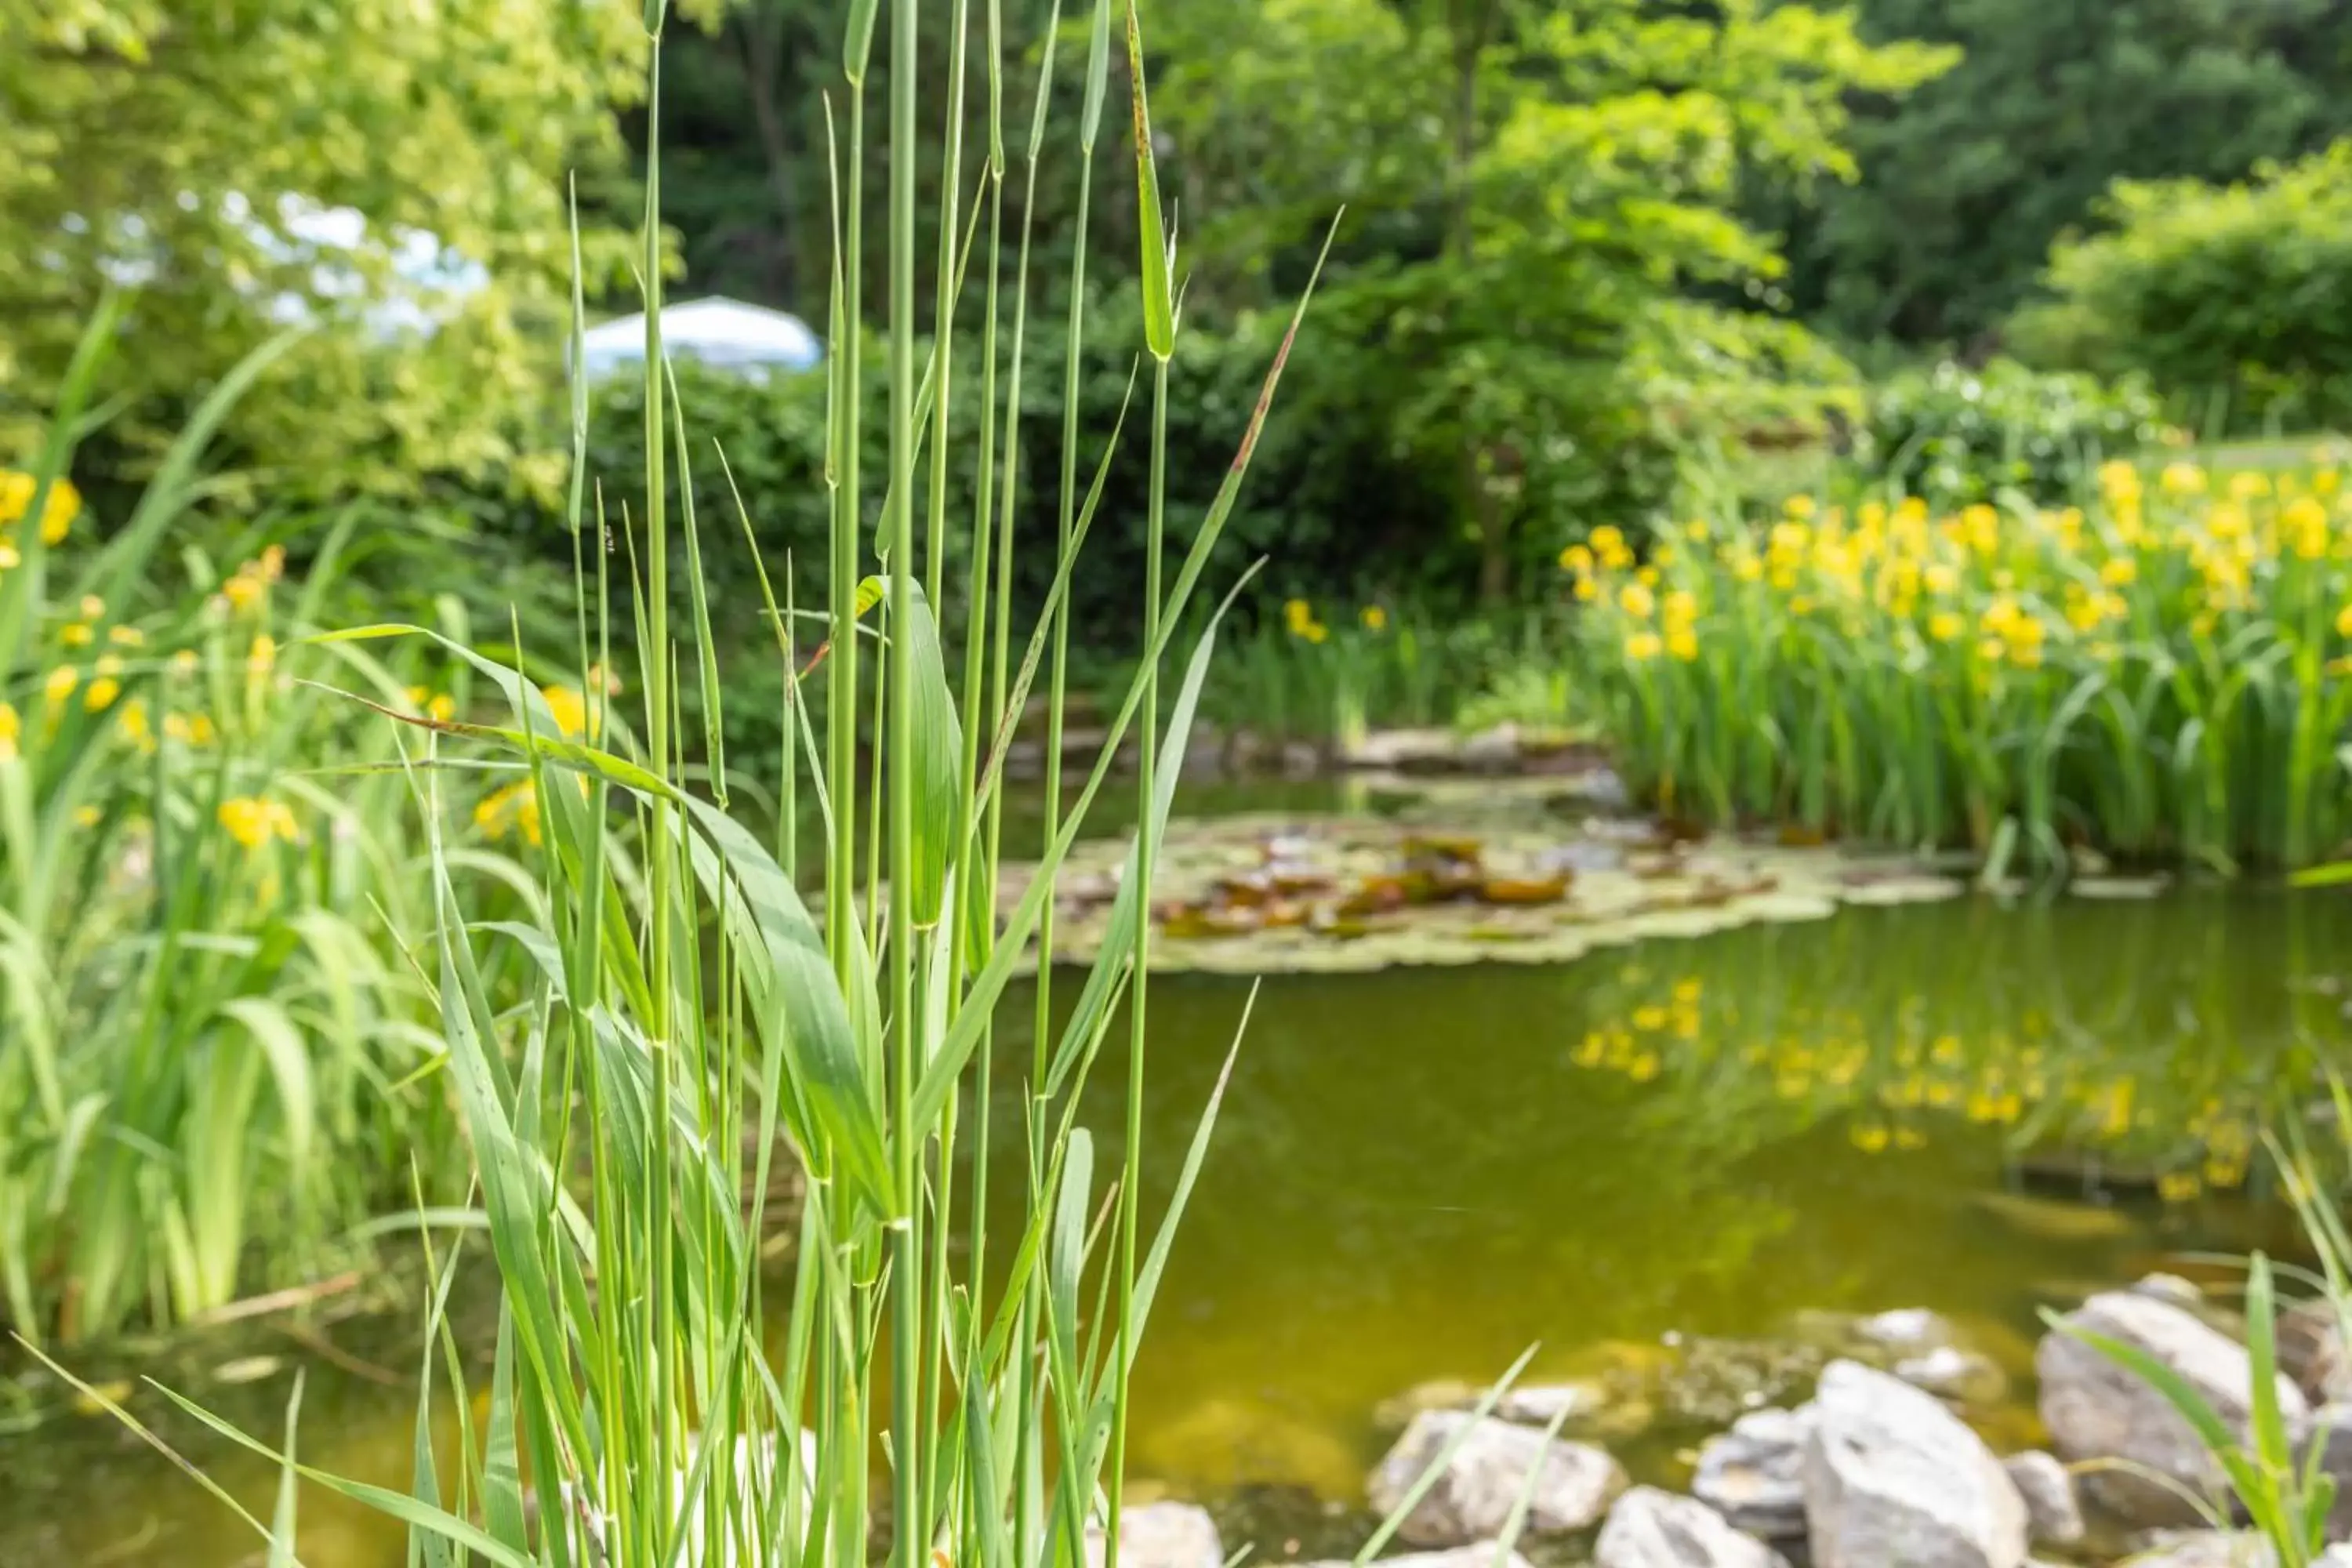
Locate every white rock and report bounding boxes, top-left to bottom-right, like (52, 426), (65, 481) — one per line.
(1692, 1407), (1812, 1539)
(1999, 1451), (2083, 1548)
(1894, 1346), (2009, 1406)
(1802, 1359), (2027, 1568)
(1367, 1410), (1628, 1547)
(1295, 1549), (1534, 1568)
(1494, 1382), (1607, 1428)
(2303, 1403), (2352, 1540)
(2132, 1273), (2207, 1309)
(1083, 1501), (1222, 1568)
(2121, 1531), (2274, 1568)
(2279, 1300), (2352, 1407)
(1855, 1308), (1953, 1353)
(2038, 1290), (2308, 1527)
(1595, 1486), (1790, 1568)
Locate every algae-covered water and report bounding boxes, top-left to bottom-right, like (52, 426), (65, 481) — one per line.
(3, 885), (2344, 1566)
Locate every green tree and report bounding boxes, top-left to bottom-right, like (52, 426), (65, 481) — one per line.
(2011, 140), (2352, 428)
(0, 0), (666, 492)
(1786, 0), (2352, 348)
(1152, 0), (1947, 601)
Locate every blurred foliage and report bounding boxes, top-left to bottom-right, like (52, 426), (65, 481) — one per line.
(1854, 359), (2167, 506)
(1149, 0), (1945, 601)
(1778, 0), (2352, 349)
(0, 0), (673, 498)
(2011, 140), (2352, 434)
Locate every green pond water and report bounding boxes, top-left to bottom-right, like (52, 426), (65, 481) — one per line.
(3, 884), (2346, 1566)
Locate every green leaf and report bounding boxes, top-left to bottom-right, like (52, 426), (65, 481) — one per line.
(1124, 0), (1174, 360)
(267, 1370), (304, 1568)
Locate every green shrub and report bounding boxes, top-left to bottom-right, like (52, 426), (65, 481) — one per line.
(2012, 140), (2352, 430)
(1853, 358), (2164, 505)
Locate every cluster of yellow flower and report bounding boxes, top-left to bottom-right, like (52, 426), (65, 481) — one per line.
(1283, 597), (1329, 644)
(220, 546), (287, 613)
(466, 681), (605, 847)
(0, 470), (82, 562)
(1567, 456), (2352, 678)
(217, 795), (299, 850)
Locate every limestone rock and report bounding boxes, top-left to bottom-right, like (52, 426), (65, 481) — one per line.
(1895, 1346), (2009, 1406)
(1693, 1407), (1812, 1539)
(1367, 1410), (1627, 1547)
(1494, 1381), (1606, 1428)
(2279, 1301), (2352, 1407)
(2120, 1531), (2275, 1568)
(2132, 1273), (2207, 1310)
(1999, 1451), (2083, 1549)
(1294, 1548), (1534, 1568)
(1802, 1359), (2027, 1568)
(1083, 1502), (1223, 1568)
(1595, 1486), (1790, 1568)
(2037, 1290), (2308, 1527)
(2303, 1403), (2352, 1541)
(1855, 1308), (1954, 1354)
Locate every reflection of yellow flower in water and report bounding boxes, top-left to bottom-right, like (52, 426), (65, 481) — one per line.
(1849, 1121), (1890, 1153)
(218, 796), (298, 850)
(2156, 1169), (2202, 1204)
(475, 779), (544, 847)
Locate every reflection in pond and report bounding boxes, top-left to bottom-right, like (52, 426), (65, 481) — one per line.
(2, 886), (2344, 1565)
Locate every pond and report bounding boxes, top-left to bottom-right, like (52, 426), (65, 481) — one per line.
(2, 880), (2344, 1565)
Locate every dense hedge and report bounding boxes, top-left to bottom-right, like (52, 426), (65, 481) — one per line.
(2011, 139), (2352, 430)
(1851, 358), (2164, 505)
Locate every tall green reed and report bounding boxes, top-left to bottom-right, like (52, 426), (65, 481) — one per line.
(67, 2), (1338, 1566)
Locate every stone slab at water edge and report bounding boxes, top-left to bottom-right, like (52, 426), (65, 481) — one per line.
(1802, 1359), (2027, 1568)
(1367, 1410), (1628, 1545)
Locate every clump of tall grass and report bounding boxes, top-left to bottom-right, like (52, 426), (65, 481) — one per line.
(47, 2), (1352, 1566)
(1566, 456), (2352, 873)
(0, 316), (531, 1346)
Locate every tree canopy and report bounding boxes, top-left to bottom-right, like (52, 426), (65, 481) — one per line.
(0, 0), (668, 491)
(1783, 0), (2352, 348)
